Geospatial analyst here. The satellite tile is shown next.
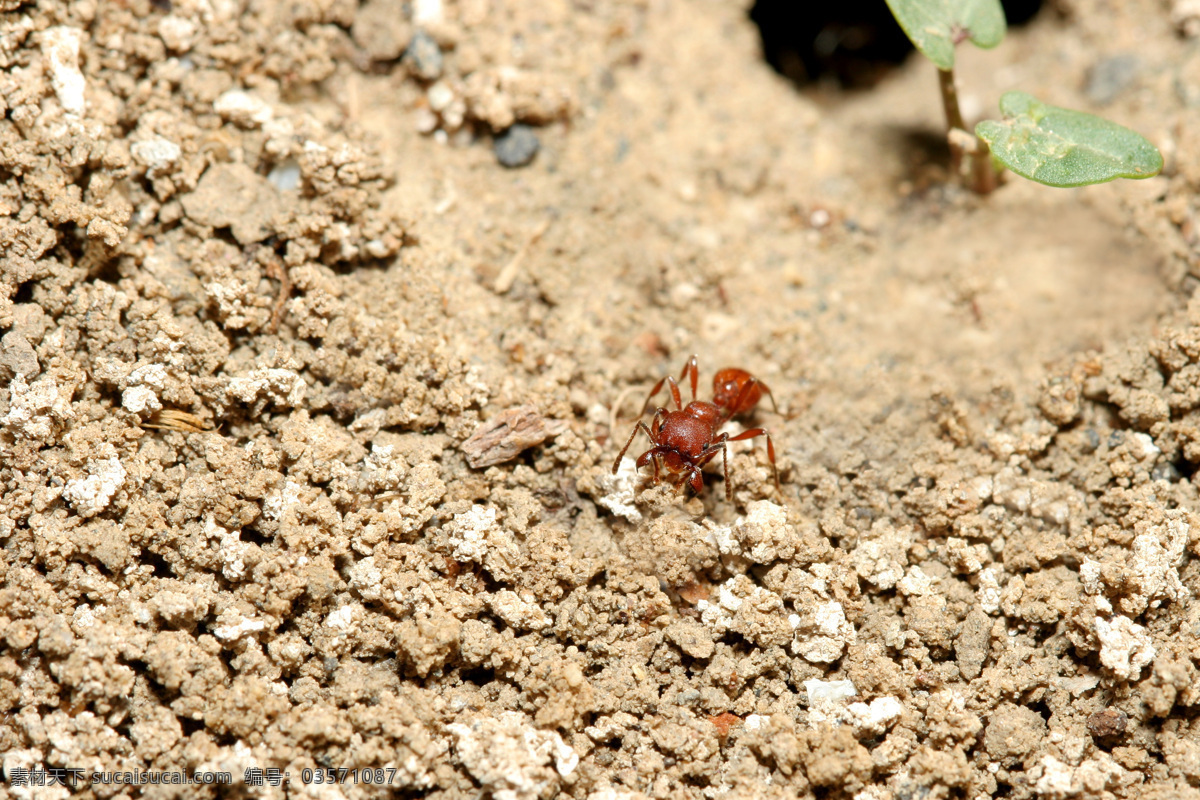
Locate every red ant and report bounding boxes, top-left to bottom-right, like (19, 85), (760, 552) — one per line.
(612, 355), (780, 500)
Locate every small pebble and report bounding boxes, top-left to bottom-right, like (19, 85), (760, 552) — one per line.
(494, 125), (539, 168)
(1087, 708), (1128, 741)
(267, 159), (301, 192)
(405, 30), (443, 80)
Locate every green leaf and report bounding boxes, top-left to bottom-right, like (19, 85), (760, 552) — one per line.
(884, 0), (1007, 70)
(975, 91), (1164, 187)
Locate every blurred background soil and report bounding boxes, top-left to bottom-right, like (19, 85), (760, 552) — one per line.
(4, 0), (1200, 797)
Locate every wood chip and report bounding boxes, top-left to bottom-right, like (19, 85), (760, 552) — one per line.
(461, 405), (566, 469)
(142, 408), (211, 433)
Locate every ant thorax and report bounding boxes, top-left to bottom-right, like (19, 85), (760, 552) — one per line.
(682, 401), (722, 430)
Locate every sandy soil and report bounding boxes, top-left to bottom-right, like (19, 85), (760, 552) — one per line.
(4, 0), (1200, 798)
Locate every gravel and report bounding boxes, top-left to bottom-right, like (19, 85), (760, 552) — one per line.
(494, 124), (540, 168)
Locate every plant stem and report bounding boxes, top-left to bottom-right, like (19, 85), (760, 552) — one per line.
(971, 137), (998, 195)
(938, 68), (966, 174)
(939, 67), (999, 194)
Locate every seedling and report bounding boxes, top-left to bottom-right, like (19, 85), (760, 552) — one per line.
(884, 0), (1163, 192)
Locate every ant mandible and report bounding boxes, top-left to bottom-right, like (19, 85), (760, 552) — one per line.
(612, 355), (781, 500)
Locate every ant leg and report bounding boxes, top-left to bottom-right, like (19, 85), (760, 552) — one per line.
(754, 378), (780, 415)
(697, 436), (732, 500)
(665, 378), (683, 411)
(725, 438), (734, 500)
(679, 355), (699, 402)
(732, 376), (780, 416)
(612, 421), (656, 474)
(718, 437), (731, 500)
(637, 448), (664, 482)
(726, 427), (780, 494)
(639, 376), (684, 417)
(686, 443), (724, 497)
(639, 377), (667, 416)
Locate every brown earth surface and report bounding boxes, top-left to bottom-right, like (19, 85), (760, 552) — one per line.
(4, 0), (1200, 798)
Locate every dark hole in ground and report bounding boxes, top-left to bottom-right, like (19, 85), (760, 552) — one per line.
(143, 547), (176, 578)
(748, 0), (1045, 90)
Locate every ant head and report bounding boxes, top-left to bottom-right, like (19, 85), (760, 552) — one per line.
(712, 368), (762, 413)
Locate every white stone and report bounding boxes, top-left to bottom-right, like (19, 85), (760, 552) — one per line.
(119, 363), (168, 414)
(428, 82), (455, 111)
(348, 556), (384, 602)
(2, 373), (75, 439)
(853, 788), (893, 800)
(72, 605), (96, 629)
(805, 678), (859, 727)
(897, 565), (936, 596)
(121, 385), (160, 414)
(813, 601), (846, 636)
(733, 499), (790, 563)
(843, 697), (903, 736)
(490, 590), (551, 631)
(214, 89), (274, 127)
(131, 137), (181, 174)
(1079, 558), (1102, 595)
(325, 604), (359, 632)
(717, 583), (744, 612)
(705, 519), (738, 555)
(597, 459), (642, 522)
(211, 611), (265, 642)
(225, 367), (306, 409)
(267, 160), (301, 192)
(449, 505), (497, 562)
(63, 456), (126, 517)
(977, 567), (1002, 614)
(449, 712), (578, 800)
(445, 505), (522, 581)
(850, 522), (912, 590)
(793, 600), (856, 663)
(213, 523), (248, 581)
(41, 27), (86, 115)
(804, 678), (856, 704)
(262, 480), (301, 522)
(4, 748), (70, 800)
(1095, 614), (1155, 680)
(158, 14), (198, 52)
(1123, 514), (1189, 613)
(1033, 752), (1129, 798)
(1131, 432), (1160, 460)
(414, 0), (443, 25)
